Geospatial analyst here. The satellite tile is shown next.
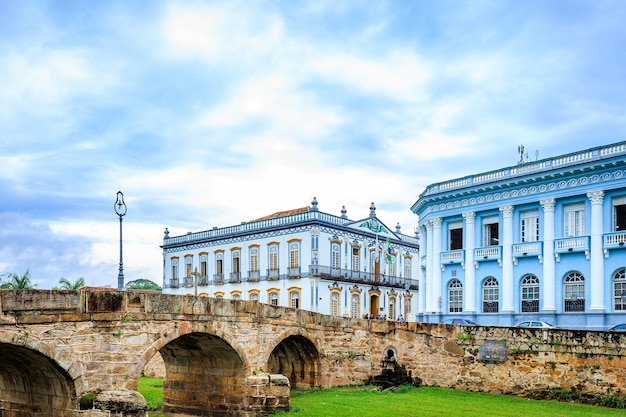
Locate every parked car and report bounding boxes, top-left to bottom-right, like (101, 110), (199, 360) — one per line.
(515, 320), (555, 328)
(609, 323), (626, 331)
(442, 318), (476, 325)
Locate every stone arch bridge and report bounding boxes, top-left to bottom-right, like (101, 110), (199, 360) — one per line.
(0, 289), (625, 416)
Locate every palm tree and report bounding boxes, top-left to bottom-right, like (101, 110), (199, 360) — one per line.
(58, 277), (86, 290)
(0, 270), (36, 289)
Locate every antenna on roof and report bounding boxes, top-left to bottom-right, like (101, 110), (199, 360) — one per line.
(517, 144), (530, 164)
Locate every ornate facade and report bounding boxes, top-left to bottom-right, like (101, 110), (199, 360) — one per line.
(161, 199), (420, 320)
(412, 141), (626, 329)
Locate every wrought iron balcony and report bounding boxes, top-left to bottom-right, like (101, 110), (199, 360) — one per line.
(169, 278), (179, 288)
(267, 268), (280, 280)
(183, 277), (194, 287)
(308, 265), (418, 290)
(229, 272), (241, 283)
(197, 275), (208, 286)
(213, 273), (224, 285)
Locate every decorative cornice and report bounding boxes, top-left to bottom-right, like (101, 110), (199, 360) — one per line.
(427, 169), (625, 214)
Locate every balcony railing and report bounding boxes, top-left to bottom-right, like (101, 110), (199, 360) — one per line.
(213, 273), (224, 285)
(248, 270), (260, 282)
(309, 265), (418, 290)
(555, 236), (589, 261)
(474, 246), (501, 266)
(197, 276), (208, 286)
(287, 266), (301, 278)
(169, 278), (179, 288)
(229, 272), (241, 283)
(267, 268), (280, 280)
(512, 241), (543, 265)
(183, 277), (194, 288)
(440, 250), (464, 266)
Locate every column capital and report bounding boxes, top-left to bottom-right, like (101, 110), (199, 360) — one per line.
(462, 211), (476, 223)
(540, 198), (556, 211)
(587, 190), (605, 204)
(499, 205), (514, 217)
(428, 217), (442, 228)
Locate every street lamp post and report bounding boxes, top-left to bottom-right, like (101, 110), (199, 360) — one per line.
(114, 191), (127, 290)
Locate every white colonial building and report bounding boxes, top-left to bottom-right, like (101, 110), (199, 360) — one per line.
(161, 199), (420, 320)
(412, 141), (626, 329)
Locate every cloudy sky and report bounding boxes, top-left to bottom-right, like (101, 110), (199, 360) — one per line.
(1, 0), (625, 289)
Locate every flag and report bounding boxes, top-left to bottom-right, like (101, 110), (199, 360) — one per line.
(386, 237), (393, 263)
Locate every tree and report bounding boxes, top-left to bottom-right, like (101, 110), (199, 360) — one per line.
(125, 279), (161, 291)
(0, 270), (36, 289)
(58, 277), (86, 291)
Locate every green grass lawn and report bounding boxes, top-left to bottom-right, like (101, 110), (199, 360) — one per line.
(137, 378), (625, 417)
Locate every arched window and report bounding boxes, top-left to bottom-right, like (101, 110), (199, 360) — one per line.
(614, 268), (626, 311)
(564, 272), (585, 312)
(289, 242), (300, 268)
(249, 292), (259, 302)
(482, 277), (499, 313)
(448, 279), (463, 313)
(403, 294), (412, 318)
(351, 246), (360, 272)
(249, 247), (259, 272)
(351, 293), (360, 318)
(269, 291), (279, 306)
(404, 257), (411, 278)
(521, 275), (540, 312)
(331, 243), (341, 270)
(331, 292), (340, 316)
(215, 252), (224, 282)
(268, 244), (279, 279)
(388, 296), (396, 320)
(290, 290), (300, 309)
(171, 257), (179, 282)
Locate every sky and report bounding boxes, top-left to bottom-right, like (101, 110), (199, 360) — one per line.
(1, 0), (626, 289)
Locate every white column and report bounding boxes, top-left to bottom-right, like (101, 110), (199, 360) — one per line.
(500, 205), (514, 312)
(540, 199), (556, 311)
(431, 218), (442, 312)
(418, 226), (427, 314)
(588, 191), (605, 311)
(425, 221), (434, 312)
(462, 211), (476, 312)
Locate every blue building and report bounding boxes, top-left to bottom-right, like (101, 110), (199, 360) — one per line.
(411, 141), (626, 329)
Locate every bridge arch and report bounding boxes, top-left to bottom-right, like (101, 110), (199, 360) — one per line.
(157, 331), (248, 415)
(0, 343), (76, 415)
(267, 334), (320, 388)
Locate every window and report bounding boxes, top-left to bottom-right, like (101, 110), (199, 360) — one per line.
(249, 247), (259, 272)
(564, 203), (585, 237)
(483, 217), (499, 246)
(564, 272), (585, 312)
(614, 269), (626, 311)
(269, 244), (279, 272)
(448, 279), (463, 313)
(215, 252), (224, 281)
(290, 290), (300, 309)
(389, 255), (396, 276)
(331, 291), (340, 316)
(200, 254), (208, 278)
(171, 258), (179, 280)
(269, 291), (279, 306)
(482, 277), (499, 313)
(289, 242), (300, 268)
(521, 275), (540, 312)
(185, 256), (193, 278)
(449, 221), (463, 250)
(388, 296), (396, 320)
(351, 293), (360, 318)
(232, 249), (240, 273)
(404, 257), (411, 279)
(249, 292), (259, 302)
(232, 292), (241, 300)
(404, 294), (412, 318)
(614, 198), (626, 231)
(331, 243), (340, 269)
(521, 210), (539, 242)
(351, 247), (360, 271)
